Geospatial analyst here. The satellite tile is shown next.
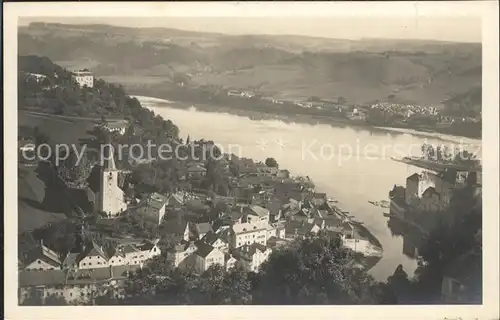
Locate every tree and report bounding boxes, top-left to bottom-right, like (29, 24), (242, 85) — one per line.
(265, 157), (279, 168)
(44, 294), (68, 305)
(337, 96), (347, 105)
(252, 233), (378, 304)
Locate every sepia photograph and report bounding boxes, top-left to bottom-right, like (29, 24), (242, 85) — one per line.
(3, 2), (499, 319)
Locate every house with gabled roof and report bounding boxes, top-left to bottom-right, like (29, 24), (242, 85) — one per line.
(77, 241), (109, 270)
(193, 240), (224, 273)
(201, 231), (229, 253)
(168, 240), (199, 268)
(23, 244), (62, 271)
(184, 221), (213, 241)
(242, 205), (271, 224)
(284, 220), (322, 240)
(107, 240), (161, 268)
(136, 192), (169, 225)
(228, 243), (272, 272)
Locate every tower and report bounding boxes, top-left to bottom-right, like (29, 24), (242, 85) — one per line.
(99, 147), (127, 217)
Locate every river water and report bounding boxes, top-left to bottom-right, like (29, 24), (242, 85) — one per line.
(135, 96), (482, 281)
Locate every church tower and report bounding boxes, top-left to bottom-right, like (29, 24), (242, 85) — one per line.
(99, 146), (127, 217)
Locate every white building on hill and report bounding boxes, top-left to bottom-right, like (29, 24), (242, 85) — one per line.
(72, 69), (94, 88)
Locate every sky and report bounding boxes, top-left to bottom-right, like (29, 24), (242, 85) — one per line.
(19, 16), (481, 43)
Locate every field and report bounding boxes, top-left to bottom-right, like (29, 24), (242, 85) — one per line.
(18, 166), (67, 233)
(17, 112), (103, 233)
(18, 110), (100, 145)
(19, 22), (481, 108)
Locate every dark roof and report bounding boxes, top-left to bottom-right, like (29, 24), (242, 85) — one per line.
(389, 185), (406, 199)
(265, 197), (282, 215)
(407, 173), (420, 181)
(79, 241), (109, 262)
(201, 231), (219, 246)
(62, 253), (79, 267)
(194, 240), (215, 258)
(19, 267), (116, 287)
(422, 187), (438, 197)
(247, 205), (270, 217)
(194, 222), (213, 235)
(19, 270), (66, 287)
(285, 220), (316, 236)
(137, 241), (156, 251)
(23, 245), (62, 267)
(231, 243), (269, 262)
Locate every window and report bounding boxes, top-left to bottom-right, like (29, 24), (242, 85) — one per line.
(37, 261), (41, 264)
(82, 263), (86, 266)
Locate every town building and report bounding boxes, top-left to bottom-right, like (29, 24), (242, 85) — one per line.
(227, 243), (272, 272)
(77, 241), (110, 270)
(168, 241), (198, 268)
(187, 163), (207, 179)
(193, 241), (225, 273)
(23, 244), (62, 271)
(99, 120), (129, 135)
(201, 231), (230, 253)
(99, 148), (127, 217)
(243, 205), (271, 224)
(71, 69), (94, 88)
(231, 221), (272, 248)
(184, 222), (213, 241)
(255, 162), (279, 177)
(136, 192), (169, 225)
(18, 265), (138, 305)
(108, 240), (161, 268)
(23, 72), (48, 83)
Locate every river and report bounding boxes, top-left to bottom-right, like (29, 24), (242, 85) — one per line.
(135, 96), (482, 281)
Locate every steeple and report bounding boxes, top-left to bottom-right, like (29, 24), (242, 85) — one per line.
(102, 145), (116, 171)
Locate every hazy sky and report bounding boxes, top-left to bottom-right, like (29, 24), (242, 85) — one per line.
(19, 16), (481, 43)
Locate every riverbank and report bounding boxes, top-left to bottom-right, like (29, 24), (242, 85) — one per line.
(131, 94), (481, 142)
(133, 95), (385, 263)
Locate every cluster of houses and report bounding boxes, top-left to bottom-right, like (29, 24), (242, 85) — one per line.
(227, 90), (255, 98)
(167, 204), (284, 273)
(370, 102), (439, 118)
(18, 133), (382, 304)
(18, 239), (161, 304)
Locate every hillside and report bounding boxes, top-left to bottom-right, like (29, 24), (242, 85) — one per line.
(19, 22), (482, 107)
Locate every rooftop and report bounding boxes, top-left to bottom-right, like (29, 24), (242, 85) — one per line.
(194, 240), (216, 258)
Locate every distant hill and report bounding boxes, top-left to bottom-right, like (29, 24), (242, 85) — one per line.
(19, 22), (482, 107)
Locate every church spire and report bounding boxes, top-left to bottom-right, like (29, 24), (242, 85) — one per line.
(102, 145), (116, 171)
(186, 135), (190, 145)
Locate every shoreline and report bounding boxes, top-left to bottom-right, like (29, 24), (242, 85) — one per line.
(134, 95), (386, 262)
(132, 94), (481, 142)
